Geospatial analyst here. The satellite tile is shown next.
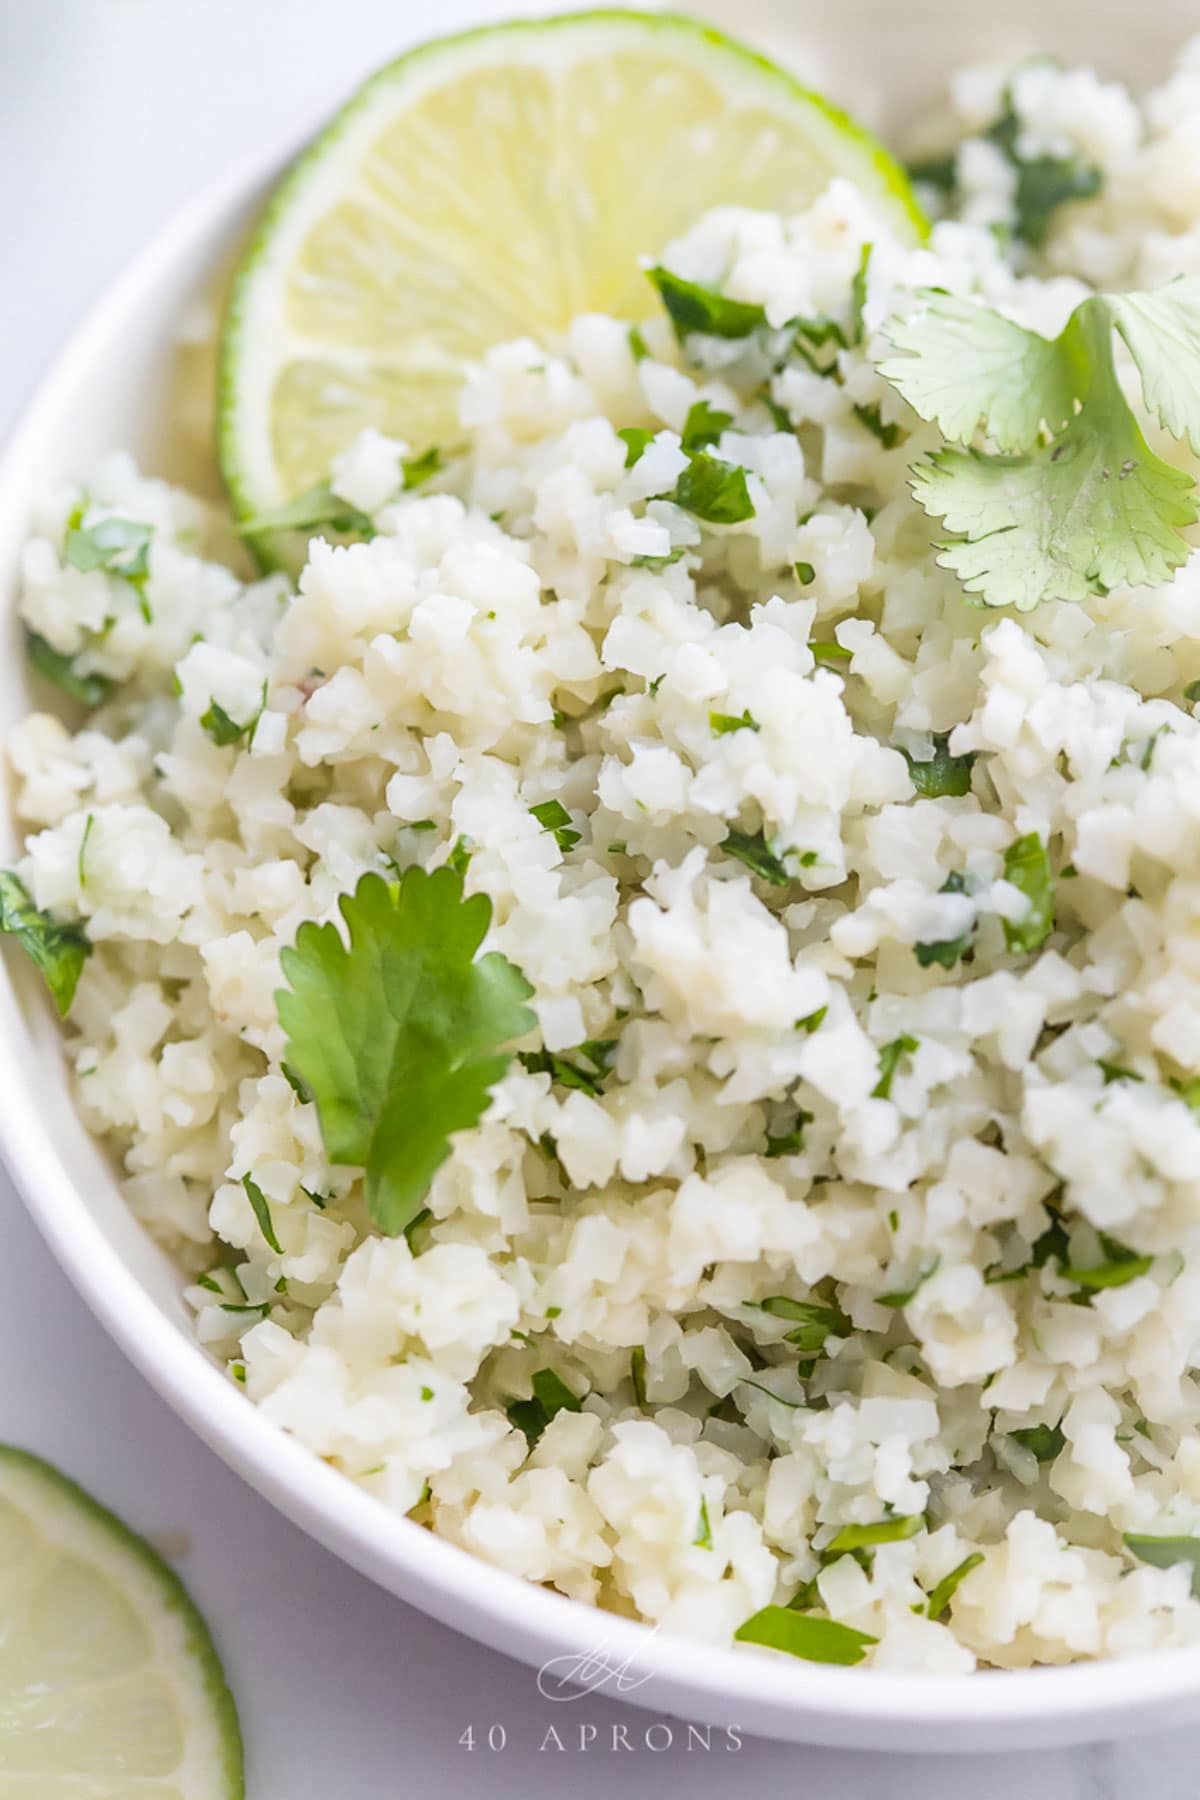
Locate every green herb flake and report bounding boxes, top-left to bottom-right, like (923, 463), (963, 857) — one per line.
(1002, 834), (1055, 954)
(64, 515), (153, 603)
(1185, 680), (1200, 704)
(709, 708), (760, 737)
(231, 1362), (247, 1385)
(764, 1111), (813, 1159)
(1062, 1231), (1153, 1291)
(1008, 1423), (1065, 1462)
(986, 101), (1103, 248)
(239, 481), (374, 539)
(628, 324), (650, 362)
(878, 1252), (941, 1309)
(693, 1497), (713, 1550)
(617, 426), (654, 469)
(734, 1605), (877, 1666)
(824, 1514), (924, 1555)
(872, 1033), (919, 1100)
(1098, 1059), (1144, 1085)
(722, 828), (791, 887)
(275, 868), (534, 1238)
(25, 629), (113, 709)
(852, 403), (901, 449)
(794, 561), (816, 587)
(902, 735), (975, 798)
(681, 400), (734, 453)
(796, 1006), (828, 1035)
(77, 813), (95, 889)
(757, 1295), (848, 1356)
(926, 1552), (984, 1620)
(200, 679), (267, 750)
(0, 871), (90, 1016)
(529, 798), (581, 853)
(850, 243), (872, 345)
(668, 452), (755, 526)
(242, 1173), (282, 1254)
(508, 1368), (583, 1449)
(518, 1045), (609, 1098)
(445, 835), (473, 877)
(401, 446), (443, 490)
(1123, 1533), (1200, 1595)
(647, 267), (768, 340)
(630, 1345), (647, 1407)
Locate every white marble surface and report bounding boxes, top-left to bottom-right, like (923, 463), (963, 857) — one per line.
(3, 2), (1199, 1793)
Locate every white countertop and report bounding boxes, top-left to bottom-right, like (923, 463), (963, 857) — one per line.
(3, 2), (1199, 1793)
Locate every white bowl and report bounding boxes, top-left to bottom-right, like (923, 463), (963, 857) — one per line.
(3, 0), (1200, 1753)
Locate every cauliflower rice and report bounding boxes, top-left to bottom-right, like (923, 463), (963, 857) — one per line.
(13, 44), (1200, 1672)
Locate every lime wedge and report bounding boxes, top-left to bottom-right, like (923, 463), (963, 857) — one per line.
(0, 1447), (243, 1798)
(218, 9), (924, 559)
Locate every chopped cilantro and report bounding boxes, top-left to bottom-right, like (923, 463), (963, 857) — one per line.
(796, 1006), (827, 1034)
(239, 481), (374, 538)
(734, 1606), (877, 1666)
(275, 869), (534, 1236)
(852, 403), (900, 449)
(0, 872), (90, 1016)
(445, 835), (473, 876)
(810, 640), (851, 665)
(529, 798), (581, 852)
(794, 561), (816, 587)
(65, 513), (153, 617)
(200, 679), (267, 749)
(986, 100), (1102, 247)
(242, 1173), (282, 1254)
(1098, 1059), (1143, 1085)
(507, 1368), (583, 1448)
(878, 1252), (940, 1308)
(850, 243), (872, 344)
(871, 1033), (919, 1100)
(902, 735), (974, 798)
(722, 828), (790, 887)
(668, 452), (755, 525)
(693, 1498), (713, 1550)
(757, 1296), (848, 1356)
(647, 267), (767, 340)
(1185, 680), (1200, 704)
(1008, 1423), (1065, 1462)
(1124, 1533), (1200, 1594)
(630, 1345), (647, 1407)
(764, 1112), (813, 1158)
(401, 445), (443, 489)
(1061, 1231), (1153, 1290)
(628, 324), (650, 362)
(617, 426), (654, 469)
(25, 629), (112, 709)
(77, 813), (94, 889)
(824, 1515), (924, 1554)
(681, 400), (734, 453)
(1002, 834), (1055, 953)
(926, 1552), (984, 1620)
(709, 708), (759, 736)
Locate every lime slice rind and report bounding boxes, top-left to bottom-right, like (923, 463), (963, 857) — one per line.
(219, 8), (926, 568)
(0, 1446), (244, 1798)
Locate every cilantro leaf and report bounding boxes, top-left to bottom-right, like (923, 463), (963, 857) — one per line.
(734, 1606), (876, 1666)
(529, 799), (580, 852)
(1061, 1230), (1153, 1290)
(721, 828), (791, 886)
(617, 427), (654, 469)
(1002, 834), (1055, 953)
(518, 1046), (610, 1098)
(242, 1173), (282, 1254)
(64, 514), (153, 604)
(824, 1515), (924, 1554)
(681, 400), (734, 453)
(1124, 1533), (1200, 1594)
(926, 1552), (984, 1620)
(507, 1368), (583, 1448)
(0, 871), (90, 1016)
(239, 482), (375, 538)
(275, 869), (534, 1236)
(882, 292), (1075, 453)
(902, 735), (974, 798)
(694, 1498), (713, 1549)
(200, 680), (267, 749)
(709, 708), (759, 736)
(1008, 1423), (1065, 1462)
(878, 1253), (940, 1309)
(668, 452), (755, 525)
(872, 1033), (919, 1100)
(25, 629), (113, 709)
(757, 1296), (847, 1355)
(647, 267), (767, 340)
(986, 103), (1102, 247)
(401, 446), (443, 489)
(883, 283), (1200, 610)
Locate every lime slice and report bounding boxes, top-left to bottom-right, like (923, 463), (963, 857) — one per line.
(0, 1446), (243, 1798)
(219, 8), (925, 557)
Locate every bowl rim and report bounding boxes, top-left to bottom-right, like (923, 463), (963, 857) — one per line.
(2, 119), (1200, 1746)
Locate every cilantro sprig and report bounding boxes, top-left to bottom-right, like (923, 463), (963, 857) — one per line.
(275, 869), (534, 1235)
(0, 872), (90, 1016)
(881, 279), (1200, 610)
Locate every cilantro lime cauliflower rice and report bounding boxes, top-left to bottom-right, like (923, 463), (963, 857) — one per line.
(11, 41), (1200, 1675)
